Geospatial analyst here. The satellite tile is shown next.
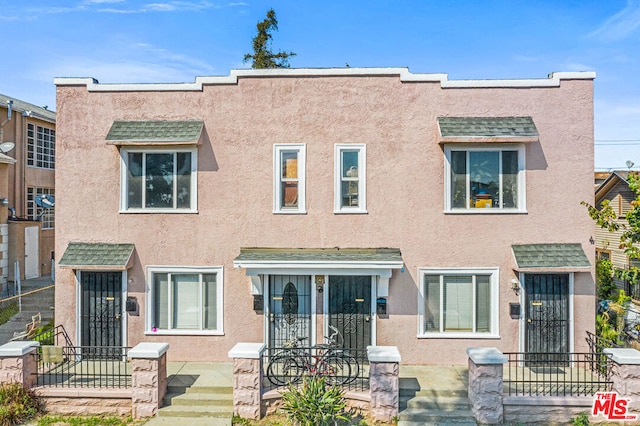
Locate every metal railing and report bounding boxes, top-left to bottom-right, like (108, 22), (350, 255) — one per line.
(503, 352), (613, 396)
(31, 324), (73, 347)
(35, 345), (132, 388)
(263, 346), (369, 392)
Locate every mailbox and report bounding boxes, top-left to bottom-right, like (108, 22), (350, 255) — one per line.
(126, 296), (137, 313)
(376, 298), (387, 315)
(510, 303), (521, 319)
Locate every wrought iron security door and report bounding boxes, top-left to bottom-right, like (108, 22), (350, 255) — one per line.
(81, 272), (123, 351)
(524, 274), (569, 363)
(268, 275), (311, 348)
(328, 276), (371, 351)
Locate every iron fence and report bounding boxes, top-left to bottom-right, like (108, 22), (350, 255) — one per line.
(263, 346), (369, 392)
(503, 352), (613, 396)
(35, 345), (132, 388)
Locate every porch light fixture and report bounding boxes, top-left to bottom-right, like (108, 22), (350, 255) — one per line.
(0, 197), (8, 205)
(510, 278), (520, 295)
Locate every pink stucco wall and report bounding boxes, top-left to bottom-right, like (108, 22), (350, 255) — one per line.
(55, 70), (595, 364)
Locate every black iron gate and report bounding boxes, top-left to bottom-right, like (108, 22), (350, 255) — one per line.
(328, 276), (371, 351)
(525, 273), (569, 363)
(268, 275), (311, 348)
(81, 272), (123, 350)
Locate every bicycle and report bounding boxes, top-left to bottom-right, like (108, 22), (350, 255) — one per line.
(266, 326), (357, 386)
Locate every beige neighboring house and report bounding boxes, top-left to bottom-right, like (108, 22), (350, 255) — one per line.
(0, 95), (56, 287)
(53, 68), (596, 364)
(593, 170), (640, 297)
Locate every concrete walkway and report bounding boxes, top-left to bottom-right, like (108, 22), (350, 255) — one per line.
(0, 276), (55, 344)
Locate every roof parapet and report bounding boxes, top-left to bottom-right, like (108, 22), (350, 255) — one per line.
(54, 68), (596, 92)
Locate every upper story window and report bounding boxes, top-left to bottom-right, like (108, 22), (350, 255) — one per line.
(27, 123), (55, 169)
(27, 187), (55, 229)
(418, 267), (499, 338)
(274, 144), (306, 214)
(444, 145), (525, 213)
(334, 144), (366, 213)
(120, 147), (197, 213)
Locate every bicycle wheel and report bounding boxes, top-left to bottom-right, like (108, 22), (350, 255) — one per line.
(267, 354), (303, 386)
(343, 352), (360, 384)
(322, 355), (351, 386)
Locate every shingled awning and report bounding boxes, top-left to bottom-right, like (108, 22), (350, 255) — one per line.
(512, 244), (591, 272)
(438, 117), (539, 143)
(59, 242), (135, 270)
(106, 120), (203, 145)
(234, 248), (403, 296)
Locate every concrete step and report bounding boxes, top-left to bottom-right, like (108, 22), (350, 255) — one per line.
(156, 404), (232, 419)
(400, 388), (468, 398)
(144, 415), (231, 425)
(167, 385), (233, 395)
(398, 408), (477, 424)
(401, 395), (471, 411)
(163, 391), (233, 407)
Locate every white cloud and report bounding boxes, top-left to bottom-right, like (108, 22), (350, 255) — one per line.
(589, 0), (640, 42)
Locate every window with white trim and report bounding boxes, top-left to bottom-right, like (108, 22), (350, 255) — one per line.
(334, 144), (366, 213)
(274, 144), (306, 213)
(148, 267), (223, 334)
(418, 268), (499, 337)
(27, 187), (55, 229)
(27, 123), (55, 169)
(120, 147), (197, 212)
(445, 145), (525, 212)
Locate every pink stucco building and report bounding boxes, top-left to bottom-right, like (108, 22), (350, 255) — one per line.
(53, 68), (596, 365)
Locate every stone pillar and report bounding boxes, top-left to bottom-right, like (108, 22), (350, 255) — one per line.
(367, 345), (400, 423)
(467, 347), (507, 425)
(604, 348), (640, 414)
(0, 341), (40, 388)
(128, 342), (169, 420)
(228, 342), (266, 421)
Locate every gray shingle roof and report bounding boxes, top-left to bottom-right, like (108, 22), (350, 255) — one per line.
(235, 247), (403, 264)
(512, 244), (590, 270)
(59, 243), (135, 269)
(438, 117), (538, 138)
(106, 120), (203, 143)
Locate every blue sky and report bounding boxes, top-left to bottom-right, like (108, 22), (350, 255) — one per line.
(1, 0), (638, 170)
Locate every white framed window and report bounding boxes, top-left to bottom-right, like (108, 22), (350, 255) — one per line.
(274, 144), (306, 213)
(334, 144), (366, 213)
(120, 147), (197, 212)
(418, 268), (499, 338)
(147, 266), (223, 335)
(27, 187), (55, 229)
(444, 145), (525, 213)
(27, 123), (55, 169)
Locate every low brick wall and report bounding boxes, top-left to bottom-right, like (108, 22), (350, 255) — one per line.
(504, 396), (594, 424)
(35, 388), (132, 416)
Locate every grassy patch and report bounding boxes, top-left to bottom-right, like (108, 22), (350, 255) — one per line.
(0, 301), (19, 326)
(35, 415), (143, 426)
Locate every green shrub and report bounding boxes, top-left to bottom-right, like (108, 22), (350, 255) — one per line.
(571, 412), (590, 425)
(0, 382), (43, 426)
(280, 375), (350, 426)
(596, 258), (615, 299)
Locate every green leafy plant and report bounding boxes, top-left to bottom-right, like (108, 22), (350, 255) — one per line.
(36, 415), (139, 425)
(280, 375), (350, 426)
(0, 382), (43, 426)
(596, 258), (616, 299)
(571, 412), (590, 425)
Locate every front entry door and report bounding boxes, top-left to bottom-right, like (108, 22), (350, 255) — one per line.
(328, 276), (372, 351)
(268, 275), (312, 348)
(80, 272), (123, 348)
(24, 226), (39, 279)
(524, 274), (569, 358)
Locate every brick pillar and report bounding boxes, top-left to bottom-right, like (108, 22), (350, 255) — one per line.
(604, 348), (640, 415)
(228, 342), (266, 421)
(467, 347), (507, 425)
(128, 342), (169, 420)
(0, 341), (40, 388)
(367, 346), (400, 423)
